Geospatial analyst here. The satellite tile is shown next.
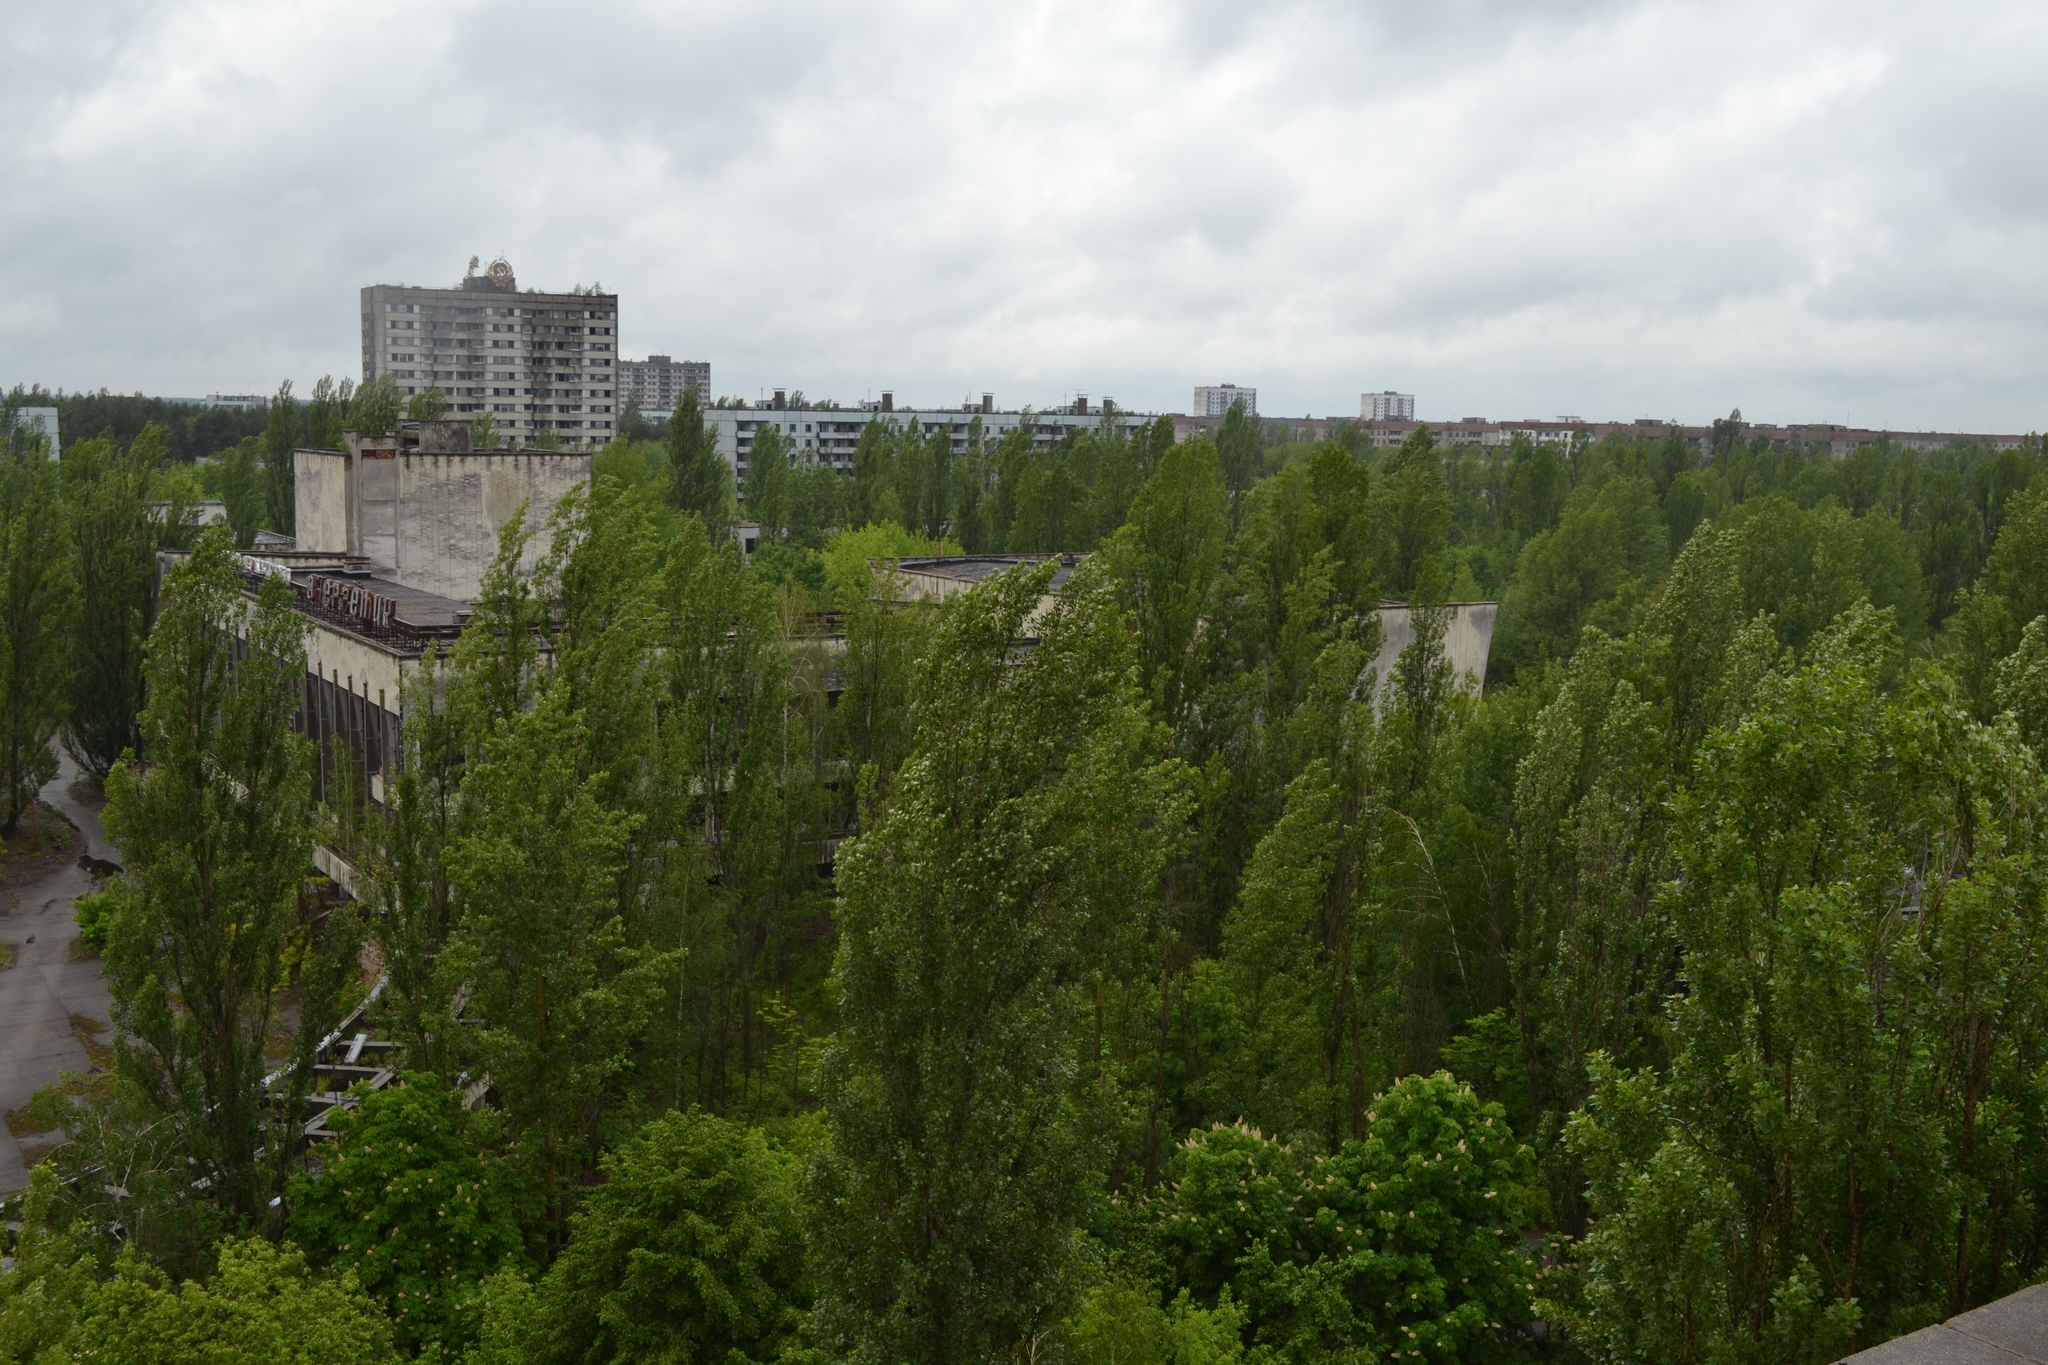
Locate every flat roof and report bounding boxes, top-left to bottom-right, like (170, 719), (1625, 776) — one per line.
(890, 554), (1083, 591)
(290, 567), (468, 634)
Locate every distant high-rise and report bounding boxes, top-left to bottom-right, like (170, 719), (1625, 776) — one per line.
(360, 259), (619, 448)
(1363, 391), (1415, 421)
(620, 355), (711, 412)
(1193, 383), (1256, 417)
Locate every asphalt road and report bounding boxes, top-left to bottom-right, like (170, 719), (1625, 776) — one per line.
(0, 752), (116, 1194)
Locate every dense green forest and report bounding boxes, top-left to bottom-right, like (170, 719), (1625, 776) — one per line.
(4, 390), (2048, 1365)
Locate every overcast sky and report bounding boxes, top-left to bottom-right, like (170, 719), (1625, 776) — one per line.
(4, 0), (2044, 430)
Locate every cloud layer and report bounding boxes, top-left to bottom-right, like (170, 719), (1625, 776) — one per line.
(3, 0), (2044, 430)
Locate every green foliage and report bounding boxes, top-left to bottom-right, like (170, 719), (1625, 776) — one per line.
(61, 424), (181, 776)
(1062, 1279), (1247, 1365)
(0, 1165), (101, 1363)
(75, 1238), (399, 1365)
(511, 1109), (809, 1365)
(813, 561), (1186, 1364)
(286, 1075), (536, 1356)
(1566, 606), (2048, 1360)
(1142, 1074), (1551, 1363)
(820, 520), (959, 609)
(406, 387), (449, 421)
(263, 378), (298, 533)
(349, 373), (404, 438)
(305, 375), (356, 450)
(667, 387), (731, 534)
(0, 418), (73, 834)
(99, 529), (337, 1224)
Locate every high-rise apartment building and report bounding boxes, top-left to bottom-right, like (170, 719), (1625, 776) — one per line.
(619, 355), (711, 412)
(1363, 391), (1416, 421)
(1193, 383), (1256, 417)
(360, 259), (619, 448)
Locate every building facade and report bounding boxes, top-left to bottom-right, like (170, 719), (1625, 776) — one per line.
(1363, 391), (1415, 421)
(711, 402), (1158, 487)
(1193, 383), (1256, 417)
(360, 260), (619, 448)
(620, 355), (711, 412)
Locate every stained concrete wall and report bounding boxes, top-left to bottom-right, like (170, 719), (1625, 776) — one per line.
(294, 442), (589, 601)
(295, 450), (349, 554)
(1371, 602), (1499, 698)
(392, 451), (589, 601)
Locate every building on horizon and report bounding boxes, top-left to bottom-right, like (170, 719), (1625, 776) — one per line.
(12, 407), (58, 457)
(620, 355), (711, 413)
(1193, 384), (1256, 417)
(360, 259), (618, 448)
(1363, 391), (1415, 421)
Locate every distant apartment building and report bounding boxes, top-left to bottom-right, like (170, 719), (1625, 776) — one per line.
(1193, 384), (1256, 417)
(1363, 391), (1415, 421)
(715, 395), (1155, 487)
(13, 406), (58, 457)
(620, 355), (711, 412)
(360, 259), (619, 448)
(207, 393), (268, 411)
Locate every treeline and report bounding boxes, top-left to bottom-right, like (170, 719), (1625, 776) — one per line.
(4, 398), (2048, 1365)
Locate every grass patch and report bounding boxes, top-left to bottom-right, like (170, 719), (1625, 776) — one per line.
(67, 935), (99, 962)
(69, 1013), (113, 1071)
(0, 941), (15, 969)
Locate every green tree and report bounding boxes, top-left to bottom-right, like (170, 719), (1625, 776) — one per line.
(1144, 1074), (1551, 1364)
(813, 562), (1179, 1364)
(744, 423), (793, 542)
(511, 1109), (809, 1365)
(285, 1075), (536, 1356)
(202, 436), (264, 548)
(1373, 427), (1452, 597)
(98, 529), (330, 1223)
(75, 1238), (399, 1365)
(667, 387), (731, 535)
(263, 378), (298, 534)
(348, 373), (403, 438)
(61, 425), (176, 777)
(304, 375), (356, 449)
(1103, 435), (1228, 730)
(1566, 606), (2048, 1361)
(0, 418), (74, 834)
(407, 387), (449, 421)
(1217, 399), (1262, 529)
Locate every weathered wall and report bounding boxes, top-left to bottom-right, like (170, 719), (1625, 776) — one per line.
(295, 450), (349, 554)
(1372, 601), (1500, 698)
(393, 452), (590, 601)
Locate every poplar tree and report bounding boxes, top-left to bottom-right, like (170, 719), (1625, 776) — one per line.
(666, 387), (730, 536)
(814, 562), (1178, 1364)
(262, 378), (297, 534)
(63, 425), (175, 777)
(99, 529), (324, 1223)
(0, 418), (74, 834)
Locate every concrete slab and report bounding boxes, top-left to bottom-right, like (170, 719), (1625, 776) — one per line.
(0, 752), (116, 1193)
(1842, 1282), (2048, 1363)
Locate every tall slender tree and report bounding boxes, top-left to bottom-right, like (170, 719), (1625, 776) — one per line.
(262, 379), (298, 534)
(99, 529), (328, 1223)
(61, 425), (175, 777)
(0, 417), (75, 834)
(666, 387), (731, 537)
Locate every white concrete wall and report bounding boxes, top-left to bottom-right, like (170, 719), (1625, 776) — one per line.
(1372, 601), (1499, 698)
(393, 451), (590, 602)
(295, 450), (350, 554)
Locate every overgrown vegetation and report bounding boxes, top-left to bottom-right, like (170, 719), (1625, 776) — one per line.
(5, 398), (2048, 1364)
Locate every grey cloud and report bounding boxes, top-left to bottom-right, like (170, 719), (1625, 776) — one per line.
(1, 0), (2045, 431)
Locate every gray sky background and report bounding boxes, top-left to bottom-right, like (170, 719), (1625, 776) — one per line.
(3, 0), (2044, 430)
